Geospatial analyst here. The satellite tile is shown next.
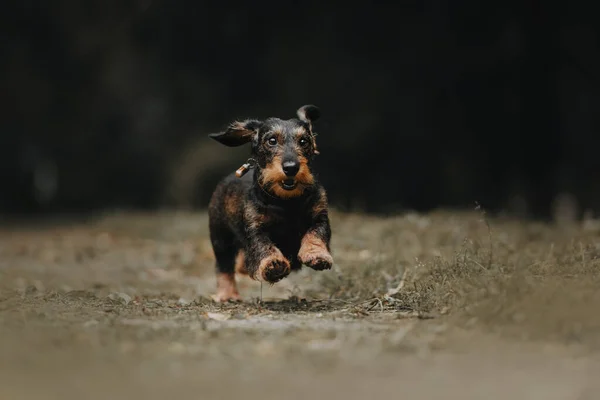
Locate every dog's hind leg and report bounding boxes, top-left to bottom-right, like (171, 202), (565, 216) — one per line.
(212, 245), (243, 302)
(209, 221), (243, 302)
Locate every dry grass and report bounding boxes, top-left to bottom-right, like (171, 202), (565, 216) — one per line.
(4, 208), (600, 350)
(2, 209), (600, 399)
(315, 209), (600, 348)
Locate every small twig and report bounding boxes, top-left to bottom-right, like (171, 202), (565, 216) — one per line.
(363, 297), (386, 312)
(467, 257), (487, 271)
(383, 294), (402, 304)
(386, 268), (409, 296)
(365, 298), (379, 312)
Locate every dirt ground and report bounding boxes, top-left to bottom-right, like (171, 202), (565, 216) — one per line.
(1, 209), (600, 399)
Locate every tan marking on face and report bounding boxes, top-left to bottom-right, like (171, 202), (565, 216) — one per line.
(294, 126), (307, 137)
(260, 155), (307, 198)
(296, 155), (315, 185)
(259, 153), (314, 199)
(268, 184), (306, 198)
(214, 272), (241, 302)
(260, 154), (284, 186)
(235, 250), (247, 275)
(297, 232), (333, 269)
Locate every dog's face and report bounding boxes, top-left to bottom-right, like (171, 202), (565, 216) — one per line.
(209, 105), (321, 199)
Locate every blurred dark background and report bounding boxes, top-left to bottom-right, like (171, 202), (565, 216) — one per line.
(1, 1), (598, 219)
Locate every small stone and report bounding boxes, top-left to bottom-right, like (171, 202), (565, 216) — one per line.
(108, 292), (132, 305)
(206, 312), (230, 321)
(177, 297), (191, 306)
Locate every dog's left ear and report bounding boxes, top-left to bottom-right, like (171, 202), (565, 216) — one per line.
(296, 105), (321, 125)
(208, 119), (262, 147)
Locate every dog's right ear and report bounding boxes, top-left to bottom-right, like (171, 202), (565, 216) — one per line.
(208, 119), (262, 147)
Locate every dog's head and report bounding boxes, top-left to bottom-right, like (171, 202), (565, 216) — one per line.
(209, 105), (321, 199)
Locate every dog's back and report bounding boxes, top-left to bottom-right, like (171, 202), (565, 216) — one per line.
(208, 170), (253, 249)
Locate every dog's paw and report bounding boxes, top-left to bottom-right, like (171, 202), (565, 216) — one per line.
(211, 291), (242, 303)
(257, 253), (291, 283)
(213, 273), (242, 303)
(299, 250), (333, 271)
(298, 235), (333, 271)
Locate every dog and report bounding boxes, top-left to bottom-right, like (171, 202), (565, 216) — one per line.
(207, 105), (333, 302)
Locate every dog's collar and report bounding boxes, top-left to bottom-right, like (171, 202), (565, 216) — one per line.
(235, 158), (257, 178)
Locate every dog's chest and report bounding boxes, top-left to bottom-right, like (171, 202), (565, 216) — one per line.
(262, 209), (308, 247)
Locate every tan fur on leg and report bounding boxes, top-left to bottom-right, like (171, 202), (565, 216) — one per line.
(213, 272), (242, 302)
(298, 232), (333, 270)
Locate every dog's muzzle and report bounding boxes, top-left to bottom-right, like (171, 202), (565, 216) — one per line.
(281, 178), (297, 190)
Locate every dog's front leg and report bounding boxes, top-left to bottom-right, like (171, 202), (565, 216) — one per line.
(298, 211), (333, 271)
(245, 232), (291, 284)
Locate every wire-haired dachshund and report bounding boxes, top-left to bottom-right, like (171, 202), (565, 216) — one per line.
(207, 105), (333, 302)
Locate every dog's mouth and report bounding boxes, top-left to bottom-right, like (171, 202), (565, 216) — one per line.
(280, 178), (297, 191)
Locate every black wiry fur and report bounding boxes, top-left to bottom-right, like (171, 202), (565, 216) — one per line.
(207, 105), (333, 302)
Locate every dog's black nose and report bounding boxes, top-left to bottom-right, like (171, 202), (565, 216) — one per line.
(282, 161), (300, 177)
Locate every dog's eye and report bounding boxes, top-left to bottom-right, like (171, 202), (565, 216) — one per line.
(299, 138), (309, 147)
(267, 137), (277, 146)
